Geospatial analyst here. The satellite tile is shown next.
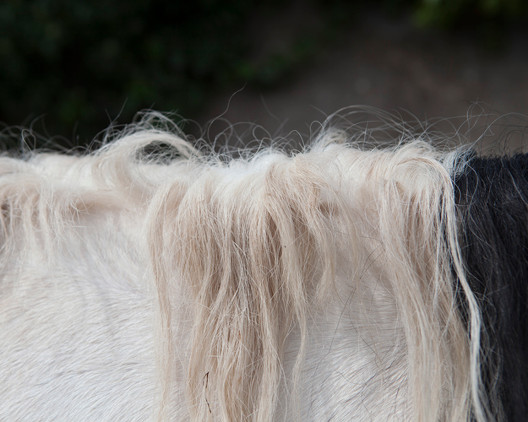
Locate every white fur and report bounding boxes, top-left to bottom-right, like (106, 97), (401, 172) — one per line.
(0, 123), (481, 421)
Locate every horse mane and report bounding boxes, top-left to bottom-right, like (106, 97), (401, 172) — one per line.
(0, 114), (487, 421)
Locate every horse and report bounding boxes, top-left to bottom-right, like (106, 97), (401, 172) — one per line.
(0, 114), (525, 421)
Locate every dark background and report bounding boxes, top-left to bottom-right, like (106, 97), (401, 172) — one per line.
(1, 0), (528, 151)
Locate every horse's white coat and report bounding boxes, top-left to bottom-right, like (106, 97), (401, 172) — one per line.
(0, 128), (479, 421)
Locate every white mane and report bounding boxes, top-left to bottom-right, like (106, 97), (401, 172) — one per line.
(0, 121), (482, 421)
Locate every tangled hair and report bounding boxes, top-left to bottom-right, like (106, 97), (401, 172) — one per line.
(1, 112), (513, 421)
(455, 154), (528, 421)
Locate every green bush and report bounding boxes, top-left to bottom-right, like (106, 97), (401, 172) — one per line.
(1, 0), (259, 142)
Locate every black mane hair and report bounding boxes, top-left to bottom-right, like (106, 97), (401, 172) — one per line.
(455, 154), (528, 421)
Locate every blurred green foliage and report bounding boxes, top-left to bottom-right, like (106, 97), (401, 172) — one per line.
(0, 0), (527, 145)
(413, 0), (528, 48)
(413, 0), (527, 26)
